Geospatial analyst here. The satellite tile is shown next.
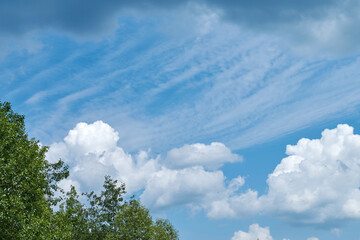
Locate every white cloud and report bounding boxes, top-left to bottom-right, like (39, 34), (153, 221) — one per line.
(48, 121), (360, 227)
(64, 120), (119, 155)
(165, 142), (241, 170)
(206, 189), (261, 219)
(210, 124), (360, 225)
(57, 179), (81, 194)
(306, 237), (319, 240)
(47, 121), (244, 213)
(140, 166), (226, 209)
(263, 124), (360, 223)
(47, 121), (160, 193)
(231, 224), (273, 240)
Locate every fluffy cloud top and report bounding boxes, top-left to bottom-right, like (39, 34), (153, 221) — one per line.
(264, 124), (360, 223)
(64, 121), (119, 155)
(47, 121), (159, 193)
(46, 121), (243, 212)
(210, 124), (360, 225)
(48, 121), (360, 227)
(165, 142), (241, 170)
(140, 166), (226, 209)
(231, 224), (273, 240)
(231, 224), (318, 240)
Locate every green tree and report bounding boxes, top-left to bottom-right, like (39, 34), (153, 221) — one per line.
(153, 219), (179, 240)
(107, 198), (153, 240)
(57, 186), (90, 239)
(0, 101), (69, 239)
(106, 198), (179, 240)
(85, 175), (126, 239)
(0, 101), (179, 239)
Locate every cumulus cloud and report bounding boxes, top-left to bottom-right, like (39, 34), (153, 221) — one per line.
(140, 166), (226, 209)
(64, 121), (119, 155)
(47, 120), (244, 213)
(48, 121), (360, 226)
(263, 124), (360, 224)
(209, 124), (360, 225)
(47, 121), (159, 193)
(306, 238), (319, 240)
(165, 142), (242, 170)
(231, 224), (273, 240)
(57, 178), (81, 194)
(206, 189), (261, 219)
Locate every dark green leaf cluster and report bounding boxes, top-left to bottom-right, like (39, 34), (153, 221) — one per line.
(0, 101), (179, 240)
(107, 198), (179, 240)
(58, 177), (178, 240)
(0, 101), (69, 239)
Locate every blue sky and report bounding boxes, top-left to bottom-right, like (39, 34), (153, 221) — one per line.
(2, 1), (360, 239)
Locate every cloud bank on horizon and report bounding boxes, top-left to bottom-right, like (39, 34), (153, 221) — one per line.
(47, 121), (360, 228)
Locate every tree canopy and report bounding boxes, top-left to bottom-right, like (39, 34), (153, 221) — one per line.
(0, 101), (178, 240)
(0, 101), (69, 239)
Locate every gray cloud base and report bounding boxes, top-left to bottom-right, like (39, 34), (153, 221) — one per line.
(1, 0), (359, 55)
(0, 0), (339, 34)
(0, 0), (181, 37)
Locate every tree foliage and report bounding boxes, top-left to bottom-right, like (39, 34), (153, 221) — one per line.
(107, 198), (179, 240)
(57, 186), (90, 239)
(84, 175), (126, 239)
(0, 101), (69, 239)
(0, 101), (178, 240)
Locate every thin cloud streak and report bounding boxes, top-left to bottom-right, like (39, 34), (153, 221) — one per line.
(2, 9), (360, 153)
